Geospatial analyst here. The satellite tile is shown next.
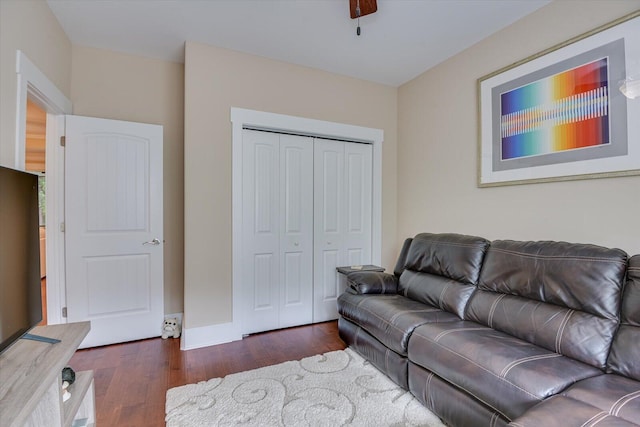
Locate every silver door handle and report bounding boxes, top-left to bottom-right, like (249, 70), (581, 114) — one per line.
(143, 238), (161, 246)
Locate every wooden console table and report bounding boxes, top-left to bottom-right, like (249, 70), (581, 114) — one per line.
(0, 322), (95, 427)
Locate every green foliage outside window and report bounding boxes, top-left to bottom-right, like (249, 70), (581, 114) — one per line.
(38, 176), (46, 226)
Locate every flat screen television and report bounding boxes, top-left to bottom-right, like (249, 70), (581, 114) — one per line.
(0, 165), (44, 353)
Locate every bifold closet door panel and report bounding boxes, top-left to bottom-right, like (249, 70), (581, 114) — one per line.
(344, 142), (373, 267)
(242, 130), (281, 334)
(313, 139), (345, 323)
(313, 139), (373, 322)
(278, 134), (314, 329)
(242, 130), (314, 334)
(313, 140), (373, 322)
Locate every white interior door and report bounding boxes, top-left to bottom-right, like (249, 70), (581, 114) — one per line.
(65, 115), (163, 348)
(313, 140), (372, 322)
(242, 130), (314, 334)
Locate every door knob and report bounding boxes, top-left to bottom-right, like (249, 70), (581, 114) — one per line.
(143, 238), (161, 246)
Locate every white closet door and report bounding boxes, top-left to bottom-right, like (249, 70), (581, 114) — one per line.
(243, 131), (372, 330)
(344, 142), (373, 266)
(313, 140), (372, 322)
(313, 140), (345, 322)
(278, 134), (314, 328)
(242, 130), (313, 334)
(242, 130), (280, 333)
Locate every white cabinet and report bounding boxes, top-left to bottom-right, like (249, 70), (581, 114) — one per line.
(241, 129), (373, 332)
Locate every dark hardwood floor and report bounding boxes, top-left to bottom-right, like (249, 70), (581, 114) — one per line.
(69, 321), (346, 426)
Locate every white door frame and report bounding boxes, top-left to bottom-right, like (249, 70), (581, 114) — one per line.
(231, 107), (383, 337)
(15, 50), (72, 325)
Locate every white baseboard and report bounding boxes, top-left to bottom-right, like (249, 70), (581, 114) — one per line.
(180, 321), (243, 351)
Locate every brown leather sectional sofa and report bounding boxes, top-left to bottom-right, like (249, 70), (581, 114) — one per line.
(337, 233), (639, 426)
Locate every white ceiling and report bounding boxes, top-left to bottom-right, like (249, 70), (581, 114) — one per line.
(47, 0), (551, 87)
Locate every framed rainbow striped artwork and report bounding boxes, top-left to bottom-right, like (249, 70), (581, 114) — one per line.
(478, 12), (640, 187)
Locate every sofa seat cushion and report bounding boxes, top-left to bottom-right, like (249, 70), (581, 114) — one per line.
(337, 292), (459, 356)
(409, 321), (603, 421)
(562, 375), (640, 425)
(509, 395), (639, 427)
(409, 362), (510, 427)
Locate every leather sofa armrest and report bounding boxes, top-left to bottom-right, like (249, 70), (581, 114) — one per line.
(346, 271), (398, 294)
(394, 237), (413, 277)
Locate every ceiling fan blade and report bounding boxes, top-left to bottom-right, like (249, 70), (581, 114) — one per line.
(349, 0), (377, 19)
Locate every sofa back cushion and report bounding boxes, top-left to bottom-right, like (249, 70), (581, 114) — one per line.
(466, 240), (627, 369)
(607, 254), (640, 380)
(397, 233), (489, 319)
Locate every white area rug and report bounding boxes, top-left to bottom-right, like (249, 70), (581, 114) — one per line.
(165, 348), (445, 426)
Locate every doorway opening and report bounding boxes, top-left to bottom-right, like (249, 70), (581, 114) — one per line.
(15, 50), (72, 325)
(24, 98), (48, 324)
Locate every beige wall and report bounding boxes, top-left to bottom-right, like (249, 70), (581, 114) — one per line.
(0, 0), (71, 167)
(398, 1), (640, 256)
(71, 46), (185, 314)
(0, 0), (185, 316)
(6, 0), (637, 337)
(184, 41), (398, 329)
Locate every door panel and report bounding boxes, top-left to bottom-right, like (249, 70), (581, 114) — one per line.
(313, 140), (345, 322)
(344, 143), (372, 264)
(242, 131), (313, 333)
(346, 249), (364, 266)
(313, 140), (372, 322)
(346, 154), (364, 232)
(85, 136), (148, 231)
(242, 130), (280, 333)
(278, 135), (313, 328)
(253, 253), (276, 310)
(321, 150), (341, 234)
(85, 254), (150, 316)
(65, 115), (163, 348)
(283, 252), (302, 305)
(321, 250), (340, 300)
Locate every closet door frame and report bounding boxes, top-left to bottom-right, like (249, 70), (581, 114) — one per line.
(231, 108), (383, 336)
